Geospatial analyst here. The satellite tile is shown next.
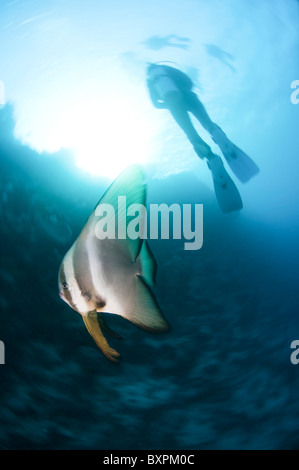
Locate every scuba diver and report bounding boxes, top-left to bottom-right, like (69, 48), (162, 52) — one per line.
(146, 63), (259, 213)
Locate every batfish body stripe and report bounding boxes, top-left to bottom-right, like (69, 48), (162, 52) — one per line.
(73, 237), (106, 310)
(85, 237), (117, 313)
(86, 237), (138, 316)
(59, 261), (77, 312)
(72, 239), (93, 294)
(62, 246), (90, 314)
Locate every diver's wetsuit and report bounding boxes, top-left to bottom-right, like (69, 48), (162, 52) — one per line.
(147, 65), (217, 160)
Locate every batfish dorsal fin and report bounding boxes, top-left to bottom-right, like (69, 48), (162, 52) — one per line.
(84, 165), (146, 262)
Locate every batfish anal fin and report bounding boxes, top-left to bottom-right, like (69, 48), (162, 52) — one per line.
(82, 311), (120, 362)
(124, 275), (170, 333)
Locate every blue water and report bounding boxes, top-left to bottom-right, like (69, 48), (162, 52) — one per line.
(0, 0), (299, 450)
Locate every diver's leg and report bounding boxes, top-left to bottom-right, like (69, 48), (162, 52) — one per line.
(168, 103), (215, 160)
(186, 93), (217, 134)
(186, 93), (259, 183)
(186, 93), (236, 157)
(186, 93), (235, 148)
(168, 97), (243, 212)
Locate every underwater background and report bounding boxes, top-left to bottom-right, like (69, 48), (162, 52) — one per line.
(0, 0), (299, 450)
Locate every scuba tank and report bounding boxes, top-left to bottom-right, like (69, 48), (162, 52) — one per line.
(148, 64), (183, 106)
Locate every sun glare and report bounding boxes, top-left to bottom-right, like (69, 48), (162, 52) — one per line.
(57, 96), (152, 180)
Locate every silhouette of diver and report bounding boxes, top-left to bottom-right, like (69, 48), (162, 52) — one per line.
(146, 63), (259, 213)
(143, 34), (190, 51)
(204, 44), (236, 73)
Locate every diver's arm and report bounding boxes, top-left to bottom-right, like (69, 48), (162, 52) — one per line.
(147, 80), (167, 109)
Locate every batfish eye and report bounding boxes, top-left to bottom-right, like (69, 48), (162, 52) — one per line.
(62, 282), (68, 289)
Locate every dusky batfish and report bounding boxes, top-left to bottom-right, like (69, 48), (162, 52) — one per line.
(58, 165), (169, 362)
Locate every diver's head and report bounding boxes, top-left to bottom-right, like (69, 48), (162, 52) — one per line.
(147, 61), (178, 74)
(147, 62), (159, 72)
(146, 62), (162, 78)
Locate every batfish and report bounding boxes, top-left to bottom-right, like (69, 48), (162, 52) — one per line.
(58, 165), (169, 362)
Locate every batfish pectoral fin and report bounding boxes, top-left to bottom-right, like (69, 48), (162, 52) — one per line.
(138, 241), (158, 289)
(82, 311), (120, 362)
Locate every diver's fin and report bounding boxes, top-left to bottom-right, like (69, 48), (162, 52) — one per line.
(211, 127), (259, 183)
(82, 311), (120, 362)
(208, 156), (243, 213)
(123, 275), (170, 333)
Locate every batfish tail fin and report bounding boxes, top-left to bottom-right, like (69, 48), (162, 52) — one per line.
(82, 311), (120, 362)
(123, 275), (170, 333)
